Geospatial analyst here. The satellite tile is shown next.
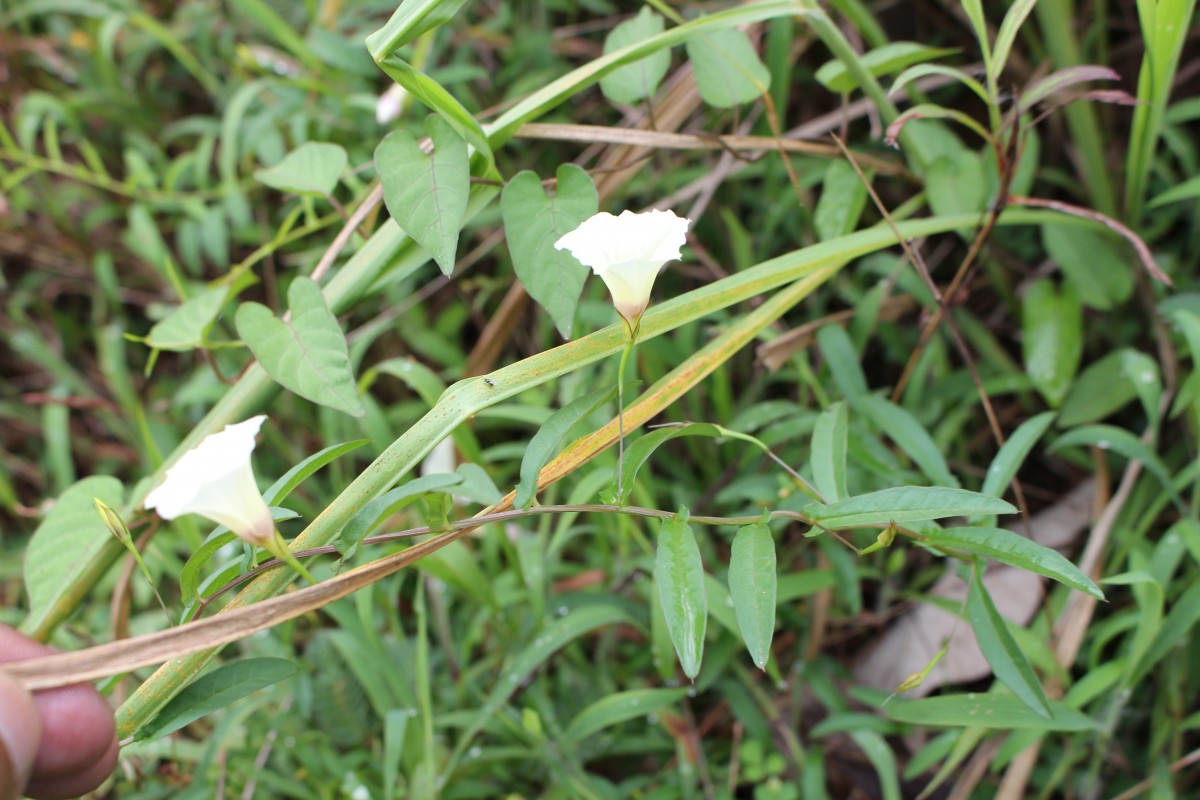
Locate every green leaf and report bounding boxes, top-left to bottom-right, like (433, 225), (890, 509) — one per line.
(686, 28), (770, 108)
(855, 395), (959, 487)
(1019, 65), (1121, 112)
(777, 570), (838, 602)
(811, 401), (849, 502)
(990, 0), (1038, 84)
(1131, 578), (1200, 684)
(145, 284), (237, 352)
(889, 63), (989, 104)
(979, 412), (1057, 501)
(338, 473), (464, 559)
(729, 523), (777, 669)
(848, 730), (902, 800)
(253, 142), (348, 196)
(887, 694), (1096, 731)
(23, 476), (123, 632)
(451, 462), (502, 505)
(563, 688), (688, 744)
(1058, 349), (1142, 426)
(814, 159), (869, 242)
(1041, 224), (1132, 310)
(374, 54), (493, 164)
(1022, 279), (1083, 407)
(804, 487), (1017, 528)
(514, 385), (616, 509)
(615, 422), (723, 503)
(656, 512), (707, 679)
(235, 276), (364, 417)
(817, 42), (959, 93)
(500, 165), (598, 338)
(419, 540), (496, 609)
(232, 0), (318, 69)
(375, 115), (470, 274)
(966, 566), (1052, 717)
(927, 527), (1102, 598)
(1149, 173), (1200, 208)
(816, 323), (867, 400)
(365, 0), (471, 57)
(926, 150), (986, 217)
(263, 439), (369, 506)
(1049, 425), (1179, 506)
(599, 7), (670, 105)
(452, 603), (635, 761)
(702, 573), (740, 636)
(133, 658), (297, 741)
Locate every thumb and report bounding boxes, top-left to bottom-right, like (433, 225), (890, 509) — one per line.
(0, 669), (41, 800)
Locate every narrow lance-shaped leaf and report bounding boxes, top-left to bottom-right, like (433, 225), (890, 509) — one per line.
(729, 523), (777, 669)
(811, 401), (849, 502)
(501, 165), (598, 339)
(614, 422), (723, 503)
(815, 159), (870, 242)
(804, 486), (1016, 529)
(375, 114), (470, 275)
(855, 394), (959, 487)
(514, 385), (616, 509)
(1022, 279), (1082, 408)
(450, 603), (635, 764)
(979, 412), (1056, 501)
(1049, 425), (1181, 508)
(928, 527), (1103, 600)
(263, 439), (369, 506)
(133, 658), (297, 741)
(235, 276), (364, 417)
(816, 42), (959, 94)
(656, 511), (707, 679)
(365, 0), (471, 57)
(816, 323), (867, 400)
(887, 694), (1097, 731)
(966, 565), (1052, 718)
(563, 688), (688, 744)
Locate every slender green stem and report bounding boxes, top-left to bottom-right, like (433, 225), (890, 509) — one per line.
(196, 503), (888, 610)
(616, 330), (637, 500)
(263, 531), (317, 586)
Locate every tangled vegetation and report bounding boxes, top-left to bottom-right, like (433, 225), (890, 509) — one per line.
(2, 0), (1199, 797)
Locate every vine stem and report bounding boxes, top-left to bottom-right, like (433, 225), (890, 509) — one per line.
(616, 332), (637, 494)
(263, 531), (317, 586)
(2, 502), (881, 695)
(195, 504), (868, 610)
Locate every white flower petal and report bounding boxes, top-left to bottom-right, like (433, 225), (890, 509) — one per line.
(145, 415), (275, 546)
(554, 209), (690, 323)
(376, 83), (409, 125)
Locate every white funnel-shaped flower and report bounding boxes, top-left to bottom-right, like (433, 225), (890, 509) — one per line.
(144, 415), (275, 547)
(554, 209), (690, 327)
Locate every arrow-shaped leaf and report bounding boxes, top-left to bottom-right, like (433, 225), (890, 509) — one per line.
(375, 114), (469, 275)
(501, 165), (598, 338)
(235, 277), (364, 417)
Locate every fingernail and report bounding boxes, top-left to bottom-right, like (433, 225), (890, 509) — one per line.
(0, 669), (42, 800)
